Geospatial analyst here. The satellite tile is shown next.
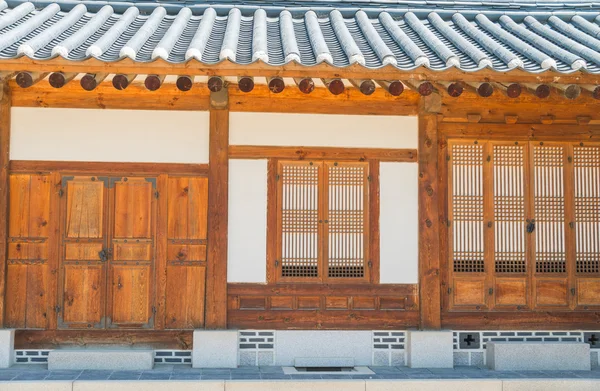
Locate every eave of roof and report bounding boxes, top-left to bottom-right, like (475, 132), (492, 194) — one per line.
(1, 0), (600, 78)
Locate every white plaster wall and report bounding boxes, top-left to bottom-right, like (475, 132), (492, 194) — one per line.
(10, 108), (209, 163)
(380, 162), (419, 284)
(230, 113), (417, 148)
(227, 159), (268, 283)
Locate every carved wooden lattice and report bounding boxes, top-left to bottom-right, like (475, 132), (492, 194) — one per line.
(326, 162), (367, 279)
(450, 142), (485, 273)
(280, 162), (320, 278)
(532, 145), (566, 273)
(493, 144), (526, 274)
(574, 145), (600, 274)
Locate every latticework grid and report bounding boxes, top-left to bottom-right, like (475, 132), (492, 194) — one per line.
(493, 144), (526, 274)
(574, 145), (600, 274)
(326, 163), (367, 278)
(533, 146), (566, 273)
(280, 162), (320, 278)
(451, 143), (485, 273)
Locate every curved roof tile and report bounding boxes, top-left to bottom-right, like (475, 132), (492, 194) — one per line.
(0, 1), (600, 74)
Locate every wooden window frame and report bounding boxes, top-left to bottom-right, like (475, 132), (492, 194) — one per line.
(267, 158), (379, 284)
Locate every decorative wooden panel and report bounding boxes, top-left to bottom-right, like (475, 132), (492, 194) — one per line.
(164, 176), (208, 329)
(324, 162), (369, 280)
(5, 174), (51, 328)
(532, 144), (567, 274)
(492, 144), (527, 274)
(108, 178), (155, 328)
(278, 161), (321, 280)
(449, 142), (485, 274)
(59, 176), (107, 329)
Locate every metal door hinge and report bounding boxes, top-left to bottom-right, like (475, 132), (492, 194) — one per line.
(488, 288), (494, 295)
(367, 175), (372, 182)
(276, 174), (280, 181)
(569, 222), (575, 229)
(154, 191), (159, 199)
(571, 288), (576, 296)
(58, 188), (64, 197)
(275, 260), (279, 267)
(368, 260), (373, 268)
(448, 287), (452, 294)
(54, 305), (61, 313)
(152, 306), (157, 314)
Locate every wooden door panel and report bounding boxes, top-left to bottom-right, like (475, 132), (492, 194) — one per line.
(64, 243), (104, 260)
(167, 244), (206, 262)
(114, 180), (153, 239)
(61, 265), (104, 327)
(7, 174), (51, 329)
(113, 243), (152, 261)
(65, 179), (104, 239)
(576, 279), (600, 307)
(451, 278), (487, 309)
(110, 265), (152, 326)
(494, 278), (528, 308)
(534, 279), (569, 308)
(165, 265), (205, 329)
(167, 177), (208, 240)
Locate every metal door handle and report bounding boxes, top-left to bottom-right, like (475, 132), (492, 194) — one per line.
(98, 249), (108, 262)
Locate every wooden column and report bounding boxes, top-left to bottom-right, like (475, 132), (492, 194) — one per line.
(0, 82), (10, 327)
(418, 93), (442, 329)
(205, 89), (229, 328)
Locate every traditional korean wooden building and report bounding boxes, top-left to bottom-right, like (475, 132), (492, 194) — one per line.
(0, 0), (598, 369)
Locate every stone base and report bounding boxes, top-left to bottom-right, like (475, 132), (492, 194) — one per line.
(487, 342), (591, 371)
(48, 350), (154, 371)
(193, 330), (238, 368)
(0, 329), (14, 368)
(406, 330), (453, 368)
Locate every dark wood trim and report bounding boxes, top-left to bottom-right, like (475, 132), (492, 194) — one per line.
(418, 95), (442, 329)
(205, 93), (229, 329)
(442, 311), (600, 330)
(265, 159), (277, 284)
(439, 123), (600, 141)
(9, 161), (209, 176)
(0, 83), (10, 327)
(369, 161), (380, 284)
(438, 135), (450, 315)
(15, 330), (193, 349)
(229, 146), (417, 162)
(228, 283), (418, 296)
(47, 172), (61, 330)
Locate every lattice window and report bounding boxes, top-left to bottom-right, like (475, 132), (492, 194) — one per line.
(280, 162), (320, 279)
(451, 143), (485, 273)
(493, 144), (526, 274)
(533, 145), (566, 273)
(574, 145), (600, 274)
(277, 161), (369, 282)
(326, 163), (368, 279)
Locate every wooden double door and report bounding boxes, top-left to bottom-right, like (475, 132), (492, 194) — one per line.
(58, 176), (157, 329)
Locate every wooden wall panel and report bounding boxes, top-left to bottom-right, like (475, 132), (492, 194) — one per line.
(227, 283), (419, 329)
(164, 176), (208, 329)
(5, 174), (51, 329)
(0, 83), (9, 327)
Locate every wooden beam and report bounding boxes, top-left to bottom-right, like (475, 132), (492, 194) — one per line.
(205, 88), (229, 329)
(9, 160), (208, 175)
(229, 145), (417, 162)
(418, 93), (442, 330)
(4, 56), (600, 84)
(237, 76), (254, 93)
(0, 83), (9, 327)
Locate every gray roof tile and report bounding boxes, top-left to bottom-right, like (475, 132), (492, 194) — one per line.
(0, 0), (600, 74)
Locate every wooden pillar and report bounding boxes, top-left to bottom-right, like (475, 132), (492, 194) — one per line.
(205, 88), (229, 329)
(418, 93), (442, 329)
(0, 82), (10, 327)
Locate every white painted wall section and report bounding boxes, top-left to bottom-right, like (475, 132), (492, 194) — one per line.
(10, 108), (209, 163)
(227, 159), (268, 283)
(380, 162), (419, 284)
(230, 113), (417, 148)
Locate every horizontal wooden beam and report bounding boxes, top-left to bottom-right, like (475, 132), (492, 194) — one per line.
(3, 56), (600, 84)
(439, 122), (600, 140)
(9, 160), (209, 175)
(228, 283), (418, 297)
(229, 145), (417, 162)
(442, 311), (600, 330)
(15, 330), (193, 349)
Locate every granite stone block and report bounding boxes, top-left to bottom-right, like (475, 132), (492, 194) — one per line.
(471, 352), (484, 367)
(1, 381), (72, 391)
(406, 330), (454, 368)
(73, 380), (224, 391)
(257, 351), (273, 366)
(453, 352), (469, 366)
(373, 351), (389, 366)
(502, 379), (600, 391)
(225, 380), (366, 391)
(391, 351), (405, 367)
(48, 350), (153, 371)
(239, 351), (255, 366)
(486, 342), (590, 371)
(193, 330), (238, 368)
(365, 379), (502, 391)
(0, 329), (14, 369)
